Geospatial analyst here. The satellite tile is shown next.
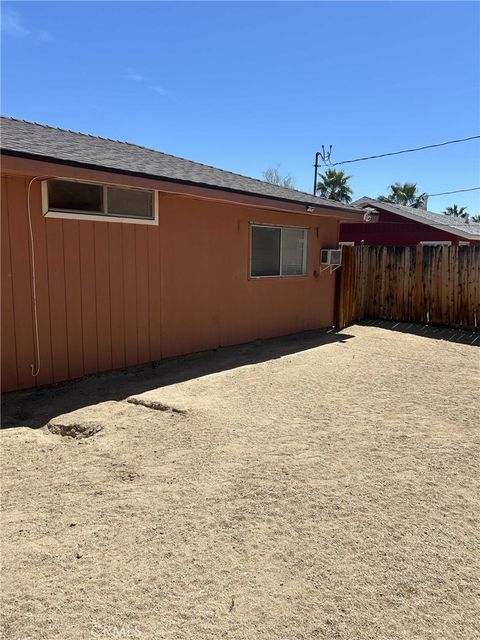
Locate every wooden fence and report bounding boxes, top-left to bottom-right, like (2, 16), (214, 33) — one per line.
(337, 245), (480, 331)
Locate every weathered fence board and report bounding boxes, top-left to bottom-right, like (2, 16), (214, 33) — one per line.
(337, 245), (480, 331)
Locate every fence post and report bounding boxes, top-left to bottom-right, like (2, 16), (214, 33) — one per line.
(334, 253), (343, 329)
(414, 244), (424, 323)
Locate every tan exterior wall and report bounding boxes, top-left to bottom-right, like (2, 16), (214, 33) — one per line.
(1, 167), (340, 393)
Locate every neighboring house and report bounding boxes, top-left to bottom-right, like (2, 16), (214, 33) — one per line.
(1, 117), (369, 392)
(340, 196), (480, 246)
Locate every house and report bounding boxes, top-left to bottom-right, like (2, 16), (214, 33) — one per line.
(340, 196), (480, 247)
(1, 117), (370, 393)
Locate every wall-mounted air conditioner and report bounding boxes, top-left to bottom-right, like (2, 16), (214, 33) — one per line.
(321, 249), (342, 266)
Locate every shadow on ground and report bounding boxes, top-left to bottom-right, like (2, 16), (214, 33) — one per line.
(359, 319), (480, 346)
(1, 328), (354, 430)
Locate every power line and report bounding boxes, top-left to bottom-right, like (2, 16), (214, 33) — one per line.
(428, 186), (480, 197)
(327, 135), (480, 167)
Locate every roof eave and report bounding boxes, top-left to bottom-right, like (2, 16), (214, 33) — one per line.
(353, 197), (478, 241)
(1, 148), (365, 218)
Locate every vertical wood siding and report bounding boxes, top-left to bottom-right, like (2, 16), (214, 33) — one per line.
(1, 174), (338, 392)
(337, 245), (480, 330)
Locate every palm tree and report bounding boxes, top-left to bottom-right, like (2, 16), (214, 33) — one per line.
(470, 215), (480, 223)
(378, 182), (428, 209)
(316, 169), (353, 203)
(443, 204), (469, 221)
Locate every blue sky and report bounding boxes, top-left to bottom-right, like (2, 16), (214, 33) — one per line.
(2, 1), (479, 214)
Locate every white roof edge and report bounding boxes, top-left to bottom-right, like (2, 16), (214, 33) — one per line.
(352, 197), (478, 241)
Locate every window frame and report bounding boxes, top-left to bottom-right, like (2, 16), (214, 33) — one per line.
(249, 223), (309, 279)
(42, 178), (159, 225)
(419, 241), (452, 247)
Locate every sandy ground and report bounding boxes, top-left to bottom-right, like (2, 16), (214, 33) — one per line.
(1, 322), (479, 640)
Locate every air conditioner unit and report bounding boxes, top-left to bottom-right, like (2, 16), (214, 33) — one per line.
(321, 249), (342, 266)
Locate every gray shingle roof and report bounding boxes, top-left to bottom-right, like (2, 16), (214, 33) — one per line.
(355, 197), (480, 240)
(1, 116), (362, 214)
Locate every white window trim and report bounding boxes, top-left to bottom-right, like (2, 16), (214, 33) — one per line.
(458, 241), (470, 246)
(249, 223), (309, 279)
(339, 241), (354, 247)
(41, 178), (159, 225)
(420, 241), (452, 246)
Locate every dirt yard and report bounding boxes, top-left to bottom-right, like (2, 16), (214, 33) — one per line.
(1, 322), (479, 640)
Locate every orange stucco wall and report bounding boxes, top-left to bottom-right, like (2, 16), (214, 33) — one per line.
(1, 169), (340, 392)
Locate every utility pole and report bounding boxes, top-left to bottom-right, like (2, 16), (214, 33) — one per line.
(313, 145), (332, 197)
(313, 152), (321, 197)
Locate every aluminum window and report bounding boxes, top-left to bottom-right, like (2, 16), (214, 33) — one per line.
(251, 224), (308, 277)
(43, 179), (157, 224)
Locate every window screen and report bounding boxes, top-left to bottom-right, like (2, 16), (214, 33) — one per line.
(107, 187), (153, 218)
(251, 225), (308, 277)
(251, 226), (281, 276)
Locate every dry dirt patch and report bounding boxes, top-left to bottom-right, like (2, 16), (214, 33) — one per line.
(1, 324), (479, 640)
